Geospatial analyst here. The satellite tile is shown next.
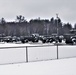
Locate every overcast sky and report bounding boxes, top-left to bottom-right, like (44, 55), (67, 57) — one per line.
(0, 0), (76, 25)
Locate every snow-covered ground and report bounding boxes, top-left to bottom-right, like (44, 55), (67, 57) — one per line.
(0, 43), (57, 64)
(0, 42), (54, 48)
(0, 43), (76, 64)
(0, 58), (76, 75)
(0, 43), (76, 75)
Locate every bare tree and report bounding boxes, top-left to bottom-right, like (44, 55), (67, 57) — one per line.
(0, 17), (6, 25)
(16, 15), (26, 23)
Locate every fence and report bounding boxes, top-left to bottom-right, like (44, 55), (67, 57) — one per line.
(0, 44), (76, 64)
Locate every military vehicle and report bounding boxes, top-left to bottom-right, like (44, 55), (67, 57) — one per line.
(64, 34), (74, 44)
(20, 34), (39, 43)
(39, 35), (62, 43)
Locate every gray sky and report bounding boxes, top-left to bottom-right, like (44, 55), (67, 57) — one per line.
(0, 0), (76, 25)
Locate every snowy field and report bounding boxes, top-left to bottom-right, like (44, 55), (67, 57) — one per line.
(0, 43), (57, 64)
(0, 43), (76, 75)
(0, 43), (76, 64)
(0, 58), (76, 75)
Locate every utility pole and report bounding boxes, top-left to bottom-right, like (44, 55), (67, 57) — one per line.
(56, 13), (59, 37)
(56, 13), (59, 59)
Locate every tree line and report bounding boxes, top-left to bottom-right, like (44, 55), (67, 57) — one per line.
(0, 15), (75, 37)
